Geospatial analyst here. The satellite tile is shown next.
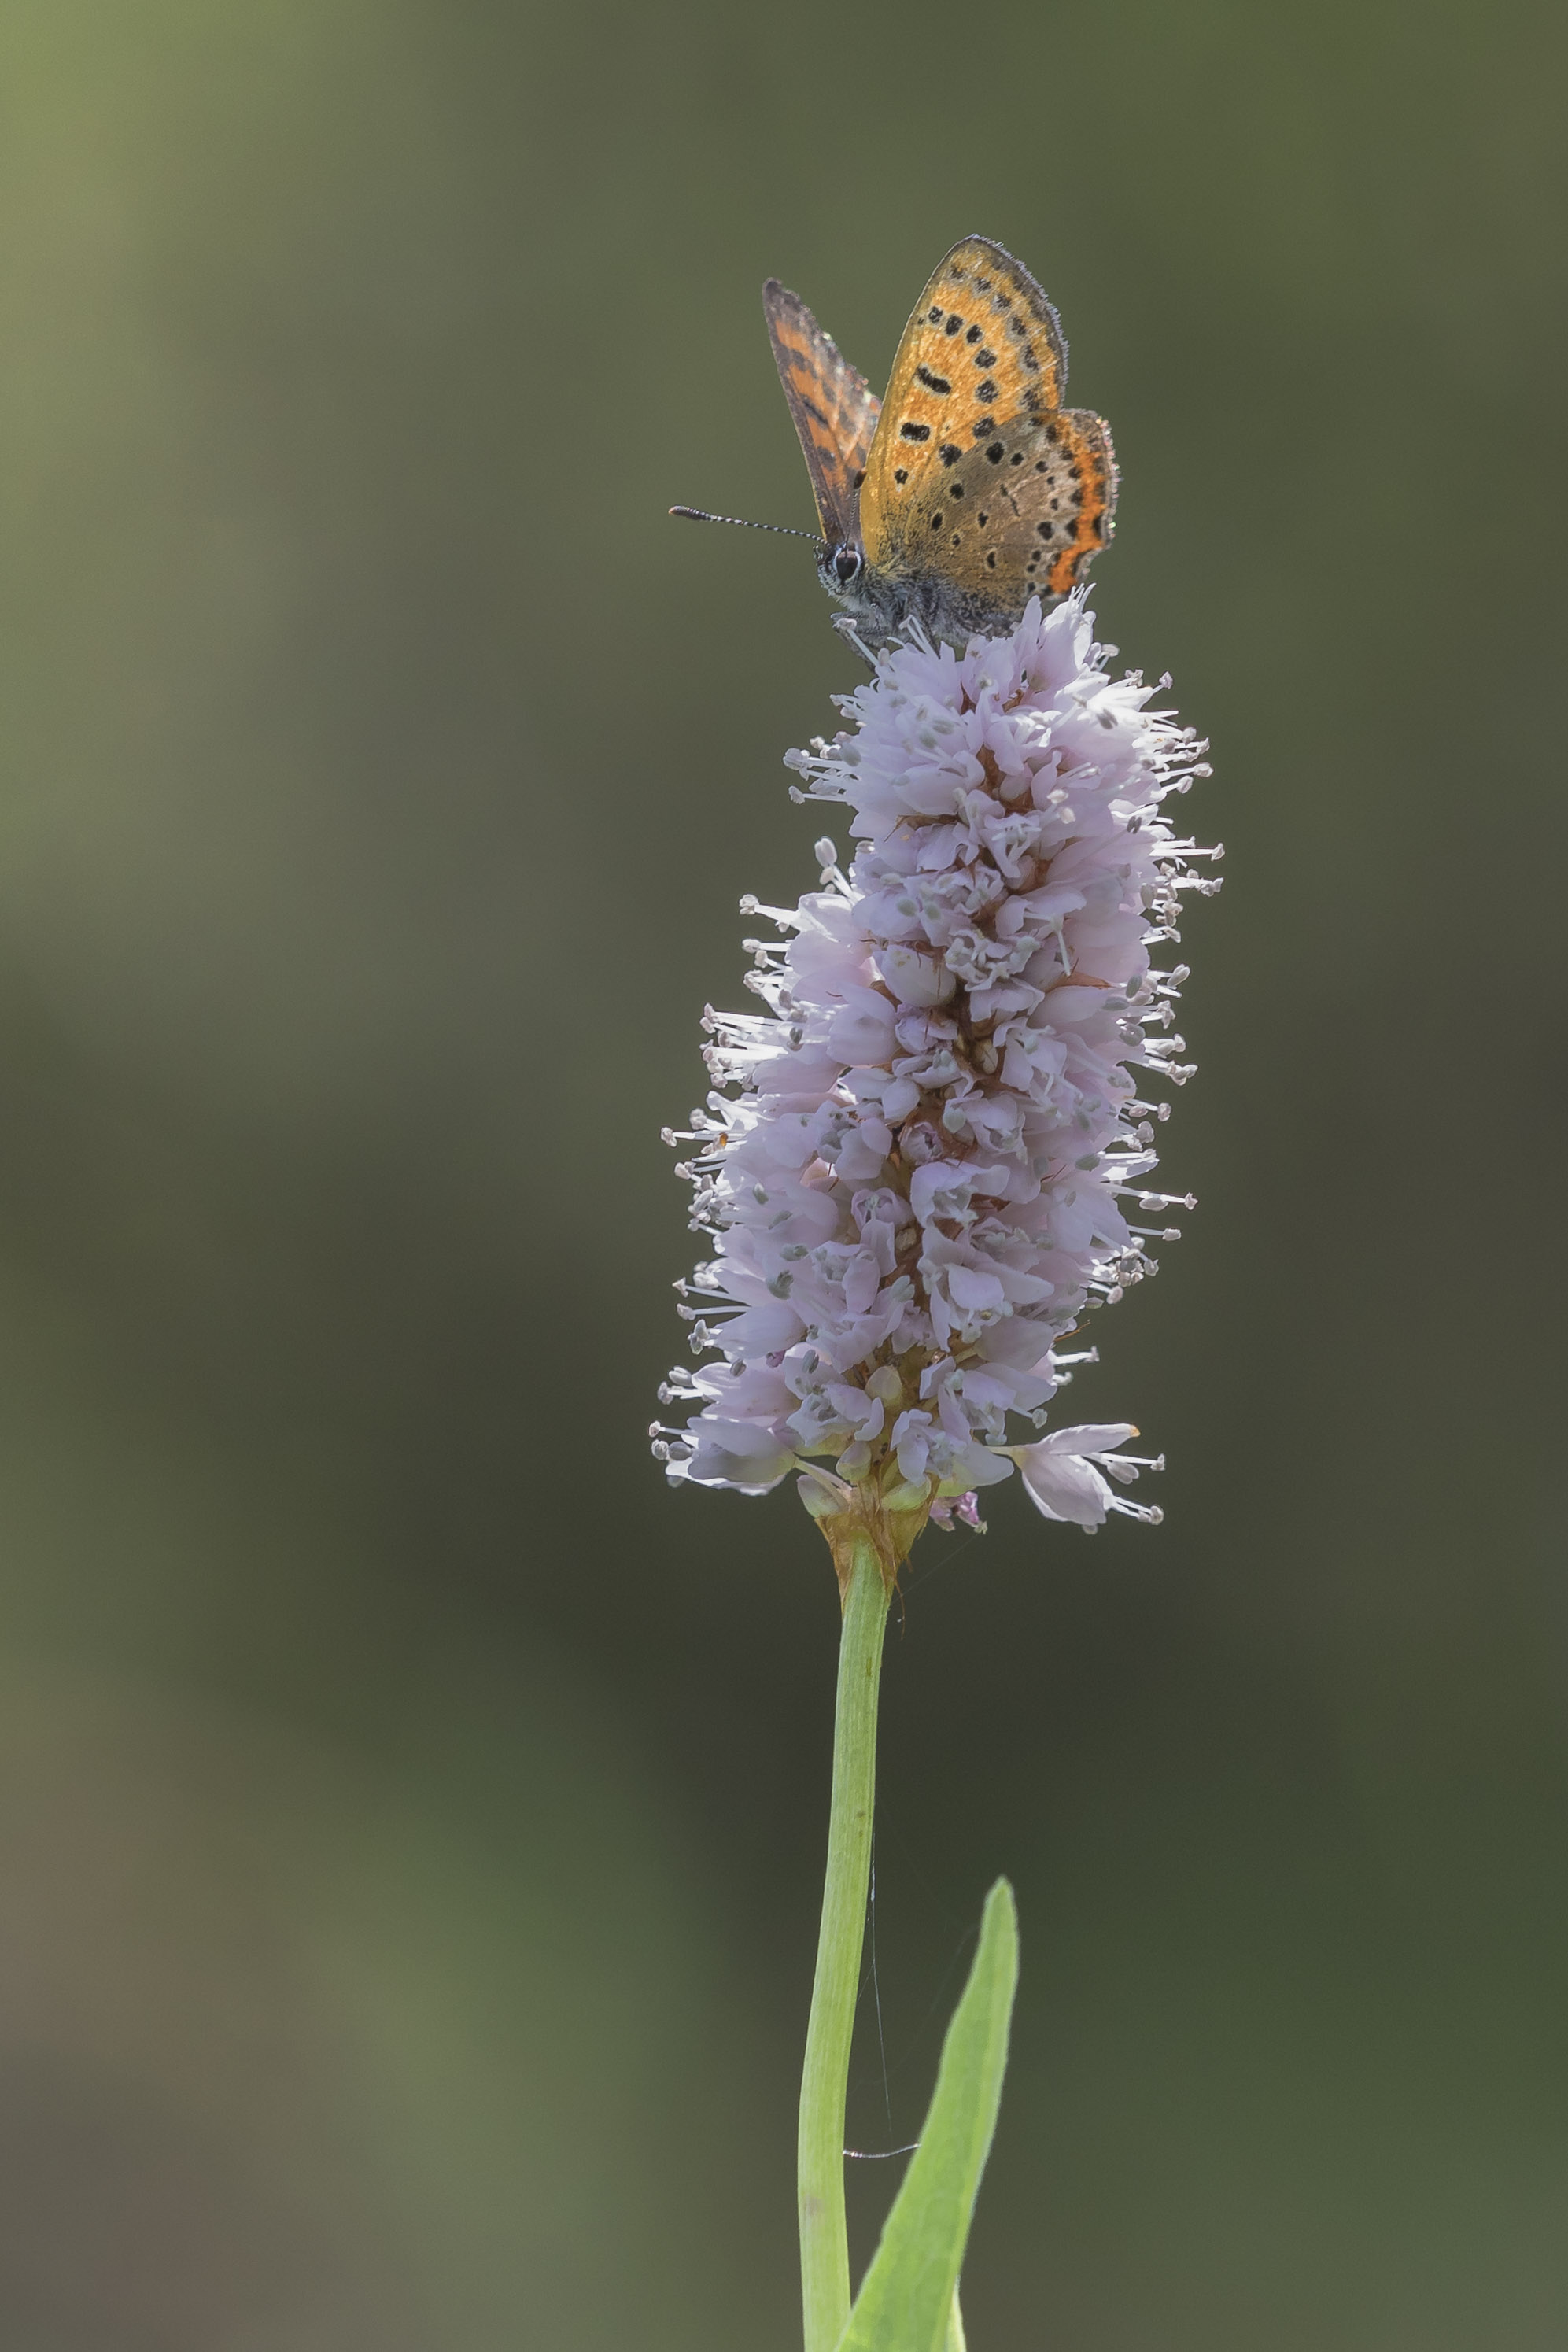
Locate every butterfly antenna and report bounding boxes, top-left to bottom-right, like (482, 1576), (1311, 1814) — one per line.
(670, 505), (822, 545)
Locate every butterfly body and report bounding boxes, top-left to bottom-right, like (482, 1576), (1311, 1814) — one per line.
(763, 237), (1116, 649)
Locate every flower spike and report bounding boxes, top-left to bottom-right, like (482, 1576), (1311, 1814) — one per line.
(658, 594), (1214, 1548)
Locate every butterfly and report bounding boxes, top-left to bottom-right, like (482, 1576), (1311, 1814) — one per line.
(673, 236), (1116, 650)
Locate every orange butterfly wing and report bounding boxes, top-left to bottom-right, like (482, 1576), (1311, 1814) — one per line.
(763, 279), (881, 548)
(859, 237), (1116, 608)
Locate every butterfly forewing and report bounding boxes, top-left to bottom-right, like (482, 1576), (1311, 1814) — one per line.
(858, 236), (1070, 568)
(763, 280), (881, 547)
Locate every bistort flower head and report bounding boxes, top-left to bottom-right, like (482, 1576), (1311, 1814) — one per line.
(652, 593), (1216, 1551)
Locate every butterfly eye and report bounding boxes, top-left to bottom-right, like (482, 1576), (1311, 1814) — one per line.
(831, 547), (864, 586)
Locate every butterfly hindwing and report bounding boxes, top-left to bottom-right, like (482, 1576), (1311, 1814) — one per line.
(763, 279), (881, 548)
(886, 407), (1117, 614)
(859, 236), (1070, 570)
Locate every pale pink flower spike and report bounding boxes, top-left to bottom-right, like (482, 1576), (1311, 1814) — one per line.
(653, 595), (1216, 1539)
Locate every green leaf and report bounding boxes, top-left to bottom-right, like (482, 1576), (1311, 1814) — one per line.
(835, 1878), (1019, 2352)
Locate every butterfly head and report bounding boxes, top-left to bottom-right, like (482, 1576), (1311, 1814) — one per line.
(816, 537), (917, 649)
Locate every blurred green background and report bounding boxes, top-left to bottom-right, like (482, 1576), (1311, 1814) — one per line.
(0, 0), (1562, 2343)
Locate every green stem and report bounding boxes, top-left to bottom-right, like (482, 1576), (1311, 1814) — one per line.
(798, 1530), (892, 2352)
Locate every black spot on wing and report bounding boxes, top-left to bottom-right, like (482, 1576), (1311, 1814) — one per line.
(915, 365), (952, 394)
(899, 421), (932, 442)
